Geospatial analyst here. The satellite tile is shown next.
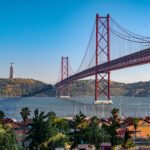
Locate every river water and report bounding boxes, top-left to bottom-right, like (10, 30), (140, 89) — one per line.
(0, 96), (149, 121)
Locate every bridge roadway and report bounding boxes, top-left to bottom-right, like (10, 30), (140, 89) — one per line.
(56, 48), (150, 87)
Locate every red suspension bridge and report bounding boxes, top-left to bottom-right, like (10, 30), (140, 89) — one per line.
(55, 13), (150, 103)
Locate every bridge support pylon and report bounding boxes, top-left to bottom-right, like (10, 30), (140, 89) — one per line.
(95, 14), (111, 103)
(58, 56), (70, 99)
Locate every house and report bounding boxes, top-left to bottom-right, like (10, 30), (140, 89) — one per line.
(127, 119), (150, 138)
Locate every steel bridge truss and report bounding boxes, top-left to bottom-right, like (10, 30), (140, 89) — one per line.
(95, 14), (110, 101)
(56, 14), (150, 102)
(58, 57), (69, 97)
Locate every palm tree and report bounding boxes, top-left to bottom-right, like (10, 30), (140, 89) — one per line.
(111, 108), (119, 120)
(20, 107), (30, 148)
(85, 116), (110, 149)
(42, 132), (67, 150)
(70, 111), (87, 129)
(69, 111), (88, 148)
(27, 109), (67, 150)
(27, 109), (47, 149)
(20, 107), (31, 122)
(109, 108), (122, 146)
(133, 118), (139, 139)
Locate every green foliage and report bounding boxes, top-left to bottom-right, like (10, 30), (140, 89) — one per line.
(70, 111), (88, 129)
(27, 109), (49, 149)
(27, 109), (68, 150)
(53, 117), (70, 134)
(1, 78), (150, 97)
(20, 107), (31, 122)
(111, 108), (119, 119)
(0, 110), (5, 122)
(0, 78), (55, 97)
(65, 79), (150, 97)
(69, 112), (111, 149)
(133, 117), (139, 131)
(132, 117), (139, 138)
(124, 139), (134, 148)
(0, 124), (18, 150)
(122, 129), (134, 149)
(20, 107), (31, 148)
(108, 108), (122, 146)
(0, 108), (141, 149)
(41, 132), (67, 150)
(69, 111), (88, 148)
(84, 116), (111, 149)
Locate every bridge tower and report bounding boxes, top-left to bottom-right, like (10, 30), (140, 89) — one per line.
(58, 56), (70, 98)
(95, 14), (111, 103)
(61, 56), (69, 81)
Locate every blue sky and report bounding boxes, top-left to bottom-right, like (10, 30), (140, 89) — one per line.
(0, 0), (150, 83)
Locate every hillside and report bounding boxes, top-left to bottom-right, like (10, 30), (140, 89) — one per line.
(69, 80), (150, 97)
(0, 78), (150, 97)
(0, 78), (55, 97)
(69, 80), (127, 97)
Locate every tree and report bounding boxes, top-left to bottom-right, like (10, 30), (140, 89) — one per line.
(43, 111), (68, 149)
(53, 117), (70, 134)
(0, 110), (5, 123)
(133, 118), (139, 139)
(111, 108), (119, 120)
(27, 109), (48, 149)
(70, 111), (88, 130)
(122, 129), (134, 149)
(85, 116), (111, 149)
(108, 108), (122, 147)
(20, 107), (31, 122)
(27, 109), (67, 150)
(20, 107), (31, 148)
(0, 123), (18, 150)
(41, 132), (67, 150)
(69, 111), (88, 148)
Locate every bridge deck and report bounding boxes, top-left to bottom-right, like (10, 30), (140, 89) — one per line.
(56, 48), (150, 87)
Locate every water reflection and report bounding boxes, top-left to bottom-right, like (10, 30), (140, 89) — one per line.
(0, 96), (149, 121)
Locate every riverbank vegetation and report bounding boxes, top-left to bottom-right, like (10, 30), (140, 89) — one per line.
(0, 78), (55, 97)
(0, 108), (150, 149)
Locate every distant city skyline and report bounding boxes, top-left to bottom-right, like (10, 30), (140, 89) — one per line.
(0, 0), (150, 84)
